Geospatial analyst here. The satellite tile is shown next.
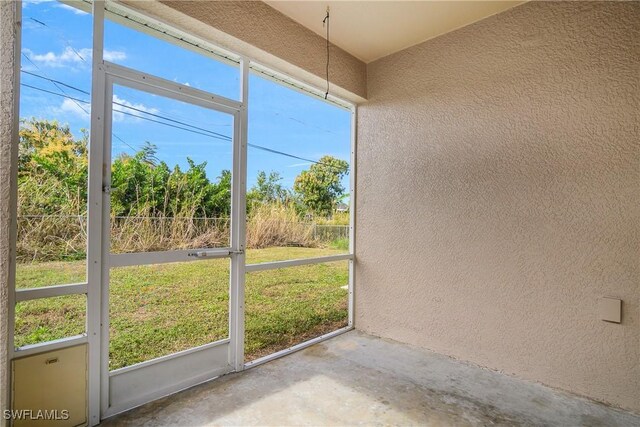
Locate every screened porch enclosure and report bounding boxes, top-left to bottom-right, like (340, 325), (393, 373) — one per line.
(2, 0), (638, 426)
(8, 0), (355, 423)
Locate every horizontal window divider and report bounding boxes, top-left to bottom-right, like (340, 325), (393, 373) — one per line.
(110, 248), (232, 268)
(103, 61), (242, 113)
(109, 338), (231, 377)
(244, 326), (353, 370)
(14, 334), (88, 358)
(245, 253), (353, 273)
(15, 282), (88, 302)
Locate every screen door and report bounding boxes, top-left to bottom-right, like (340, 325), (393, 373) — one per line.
(99, 65), (242, 417)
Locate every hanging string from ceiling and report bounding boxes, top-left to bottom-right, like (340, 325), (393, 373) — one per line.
(323, 6), (330, 99)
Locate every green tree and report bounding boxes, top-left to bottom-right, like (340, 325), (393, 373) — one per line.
(247, 171), (289, 210)
(293, 155), (349, 216)
(110, 141), (231, 219)
(110, 143), (176, 217)
(18, 118), (88, 216)
(207, 169), (232, 217)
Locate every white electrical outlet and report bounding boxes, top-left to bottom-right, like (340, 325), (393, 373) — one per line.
(599, 297), (622, 323)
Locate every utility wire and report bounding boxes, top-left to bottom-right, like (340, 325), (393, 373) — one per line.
(21, 68), (90, 95)
(26, 13), (345, 151)
(112, 102), (231, 140)
(22, 55), (90, 117)
(115, 109), (230, 142)
(21, 79), (346, 171)
(24, 69), (332, 139)
(28, 17), (88, 64)
(21, 83), (231, 143)
(21, 83), (89, 105)
(248, 144), (319, 166)
(23, 57), (139, 154)
(22, 70), (231, 139)
(24, 17), (139, 153)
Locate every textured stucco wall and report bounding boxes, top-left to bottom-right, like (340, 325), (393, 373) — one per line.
(0, 1), (19, 424)
(123, 0), (367, 102)
(357, 1), (639, 412)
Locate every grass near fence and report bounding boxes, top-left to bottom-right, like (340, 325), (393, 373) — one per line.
(17, 203), (349, 262)
(15, 246), (348, 369)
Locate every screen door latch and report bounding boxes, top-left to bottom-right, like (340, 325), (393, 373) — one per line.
(188, 249), (243, 258)
(189, 250), (222, 258)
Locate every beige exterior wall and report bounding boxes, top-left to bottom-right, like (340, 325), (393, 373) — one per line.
(0, 1), (19, 424)
(356, 1), (639, 413)
(124, 0), (367, 102)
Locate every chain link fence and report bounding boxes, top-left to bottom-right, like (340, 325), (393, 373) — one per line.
(17, 215), (349, 262)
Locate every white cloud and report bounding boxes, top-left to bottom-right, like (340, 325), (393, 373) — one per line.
(52, 94), (156, 124)
(112, 94), (158, 123)
(23, 46), (90, 67)
(287, 162), (313, 168)
(23, 47), (126, 68)
(55, 3), (89, 15)
(103, 50), (127, 62)
(23, 0), (53, 8)
(59, 98), (90, 118)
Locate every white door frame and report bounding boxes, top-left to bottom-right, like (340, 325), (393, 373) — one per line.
(93, 61), (245, 418)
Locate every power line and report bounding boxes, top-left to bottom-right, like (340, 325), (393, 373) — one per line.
(20, 83), (230, 143)
(23, 15), (348, 168)
(112, 101), (231, 140)
(25, 15), (139, 153)
(22, 56), (90, 117)
(21, 81), (347, 172)
(21, 83), (89, 105)
(21, 61), (139, 154)
(22, 69), (334, 141)
(28, 16), (88, 63)
(111, 133), (137, 153)
(21, 68), (90, 96)
(114, 109), (230, 142)
(22, 70), (231, 141)
(248, 144), (324, 168)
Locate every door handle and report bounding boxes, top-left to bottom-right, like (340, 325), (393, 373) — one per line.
(188, 250), (240, 258)
(189, 250), (225, 258)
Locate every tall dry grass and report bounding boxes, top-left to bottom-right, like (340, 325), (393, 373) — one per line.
(17, 215), (87, 262)
(246, 203), (314, 249)
(110, 205), (230, 254)
(17, 202), (333, 262)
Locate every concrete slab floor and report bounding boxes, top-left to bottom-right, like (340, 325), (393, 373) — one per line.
(100, 331), (640, 426)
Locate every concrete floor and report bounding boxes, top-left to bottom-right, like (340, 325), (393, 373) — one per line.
(101, 331), (640, 426)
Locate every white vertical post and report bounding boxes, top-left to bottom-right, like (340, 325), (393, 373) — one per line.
(348, 106), (357, 327)
(230, 57), (249, 371)
(99, 78), (113, 418)
(87, 1), (105, 425)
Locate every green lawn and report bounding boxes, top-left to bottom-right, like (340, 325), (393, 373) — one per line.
(15, 247), (348, 369)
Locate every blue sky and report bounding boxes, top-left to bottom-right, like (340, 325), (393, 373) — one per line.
(19, 0), (352, 191)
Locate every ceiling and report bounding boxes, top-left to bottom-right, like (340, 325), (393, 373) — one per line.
(265, 1), (524, 63)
